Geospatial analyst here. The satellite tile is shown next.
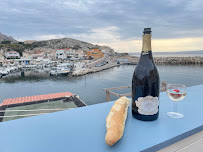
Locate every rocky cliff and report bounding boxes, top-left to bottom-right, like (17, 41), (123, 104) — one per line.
(0, 32), (16, 43)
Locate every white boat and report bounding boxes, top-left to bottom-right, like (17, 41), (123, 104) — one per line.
(1, 70), (9, 76)
(4, 68), (11, 74)
(50, 67), (71, 76)
(56, 63), (71, 70)
(10, 67), (16, 72)
(36, 65), (43, 69)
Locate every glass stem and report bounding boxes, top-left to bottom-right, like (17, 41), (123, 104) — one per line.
(174, 101), (177, 113)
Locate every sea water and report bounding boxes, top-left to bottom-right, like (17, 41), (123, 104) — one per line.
(0, 65), (203, 105)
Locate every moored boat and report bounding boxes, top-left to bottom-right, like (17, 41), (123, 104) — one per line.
(50, 63), (72, 76)
(50, 68), (71, 76)
(1, 69), (9, 76)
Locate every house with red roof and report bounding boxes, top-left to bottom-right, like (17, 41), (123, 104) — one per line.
(4, 51), (20, 59)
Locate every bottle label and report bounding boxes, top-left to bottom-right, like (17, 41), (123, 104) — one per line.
(135, 96), (159, 115)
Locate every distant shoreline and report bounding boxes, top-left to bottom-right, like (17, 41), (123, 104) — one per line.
(116, 54), (203, 65)
(129, 50), (203, 57)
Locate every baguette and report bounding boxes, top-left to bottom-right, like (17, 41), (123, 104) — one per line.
(105, 96), (130, 146)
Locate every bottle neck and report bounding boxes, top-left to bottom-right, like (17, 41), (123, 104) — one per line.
(141, 33), (152, 56)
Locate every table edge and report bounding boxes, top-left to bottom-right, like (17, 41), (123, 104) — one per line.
(141, 125), (203, 152)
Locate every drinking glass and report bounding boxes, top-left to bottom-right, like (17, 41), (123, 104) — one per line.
(166, 84), (186, 119)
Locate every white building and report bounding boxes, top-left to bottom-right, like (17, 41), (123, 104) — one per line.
(47, 53), (55, 60)
(22, 52), (32, 59)
(14, 59), (32, 65)
(32, 52), (44, 64)
(5, 51), (20, 59)
(0, 49), (4, 54)
(24, 40), (36, 44)
(0, 52), (4, 65)
(56, 50), (66, 59)
(101, 49), (112, 57)
(66, 48), (75, 59)
(74, 50), (85, 59)
(55, 48), (75, 59)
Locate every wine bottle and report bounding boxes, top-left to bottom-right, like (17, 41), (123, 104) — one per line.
(132, 28), (160, 121)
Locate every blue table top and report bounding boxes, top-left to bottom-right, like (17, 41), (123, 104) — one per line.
(0, 85), (203, 152)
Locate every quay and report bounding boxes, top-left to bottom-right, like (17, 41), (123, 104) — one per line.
(72, 62), (119, 76)
(1, 54), (203, 78)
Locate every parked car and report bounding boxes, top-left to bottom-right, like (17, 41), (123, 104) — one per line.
(95, 61), (108, 67)
(95, 64), (103, 67)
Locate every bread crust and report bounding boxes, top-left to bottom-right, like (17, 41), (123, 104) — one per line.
(105, 96), (130, 146)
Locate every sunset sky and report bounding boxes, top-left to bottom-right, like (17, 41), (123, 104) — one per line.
(1, 0), (203, 52)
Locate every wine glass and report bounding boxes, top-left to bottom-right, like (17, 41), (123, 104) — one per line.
(166, 84), (186, 119)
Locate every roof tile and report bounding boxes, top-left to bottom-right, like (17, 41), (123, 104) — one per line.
(1, 92), (73, 106)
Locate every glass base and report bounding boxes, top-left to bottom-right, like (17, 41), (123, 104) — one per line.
(167, 112), (184, 119)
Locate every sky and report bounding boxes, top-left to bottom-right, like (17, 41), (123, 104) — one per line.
(0, 0), (203, 52)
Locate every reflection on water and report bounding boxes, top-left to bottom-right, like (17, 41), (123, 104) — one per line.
(1, 69), (51, 83)
(0, 65), (203, 105)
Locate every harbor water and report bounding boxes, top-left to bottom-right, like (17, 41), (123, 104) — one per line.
(0, 65), (203, 105)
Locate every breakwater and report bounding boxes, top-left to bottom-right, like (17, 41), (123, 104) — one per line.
(117, 55), (203, 65)
(154, 57), (203, 64)
(73, 56), (203, 76)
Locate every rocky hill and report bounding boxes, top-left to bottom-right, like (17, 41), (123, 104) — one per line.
(0, 32), (16, 43)
(34, 38), (113, 52)
(0, 36), (114, 55)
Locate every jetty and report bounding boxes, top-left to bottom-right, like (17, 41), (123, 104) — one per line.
(115, 54), (203, 65)
(154, 56), (203, 64)
(72, 57), (119, 76)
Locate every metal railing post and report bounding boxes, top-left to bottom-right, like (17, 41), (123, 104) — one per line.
(106, 91), (110, 102)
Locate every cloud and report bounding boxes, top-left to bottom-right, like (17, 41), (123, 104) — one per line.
(0, 0), (203, 52)
(34, 34), (66, 40)
(62, 0), (95, 11)
(69, 26), (120, 43)
(33, 26), (120, 43)
(33, 26), (203, 53)
(106, 37), (203, 53)
(185, 0), (203, 11)
(152, 37), (203, 52)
